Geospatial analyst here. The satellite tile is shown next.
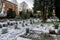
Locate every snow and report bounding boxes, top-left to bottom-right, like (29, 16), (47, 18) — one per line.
(17, 37), (31, 40)
(47, 19), (60, 22)
(0, 18), (59, 40)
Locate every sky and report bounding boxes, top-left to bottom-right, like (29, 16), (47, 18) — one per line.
(8, 0), (34, 9)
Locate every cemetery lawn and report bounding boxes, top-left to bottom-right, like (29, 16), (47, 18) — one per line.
(34, 21), (60, 25)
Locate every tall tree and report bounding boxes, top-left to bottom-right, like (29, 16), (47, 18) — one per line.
(33, 0), (42, 13)
(55, 0), (60, 20)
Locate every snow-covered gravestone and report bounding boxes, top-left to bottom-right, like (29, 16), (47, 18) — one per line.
(2, 28), (8, 34)
(3, 24), (8, 27)
(19, 22), (21, 24)
(0, 24), (2, 28)
(22, 23), (24, 27)
(30, 19), (33, 24)
(15, 22), (19, 29)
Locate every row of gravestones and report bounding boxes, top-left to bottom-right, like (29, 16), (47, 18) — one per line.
(15, 19), (36, 29)
(0, 20), (17, 34)
(0, 19), (40, 35)
(0, 20), (29, 34)
(0, 22), (16, 28)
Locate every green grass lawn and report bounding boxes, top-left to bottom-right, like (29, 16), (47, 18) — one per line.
(34, 21), (60, 25)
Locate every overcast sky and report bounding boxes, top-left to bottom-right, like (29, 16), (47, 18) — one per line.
(8, 0), (34, 9)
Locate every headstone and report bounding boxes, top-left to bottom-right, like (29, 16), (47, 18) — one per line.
(3, 24), (7, 27)
(54, 24), (59, 29)
(30, 20), (33, 24)
(15, 22), (18, 29)
(0, 24), (2, 28)
(2, 29), (8, 34)
(10, 23), (13, 26)
(26, 28), (29, 35)
(41, 24), (44, 27)
(22, 23), (24, 27)
(23, 21), (25, 23)
(7, 22), (10, 25)
(19, 22), (21, 24)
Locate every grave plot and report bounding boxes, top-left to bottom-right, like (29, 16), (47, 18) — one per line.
(20, 30), (55, 40)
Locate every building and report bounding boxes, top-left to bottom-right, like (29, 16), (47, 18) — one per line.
(0, 0), (18, 17)
(19, 1), (29, 13)
(4, 0), (18, 15)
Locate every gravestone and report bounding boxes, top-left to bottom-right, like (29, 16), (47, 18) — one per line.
(15, 22), (18, 29)
(23, 21), (25, 23)
(7, 22), (10, 25)
(3, 24), (7, 27)
(54, 24), (59, 29)
(30, 20), (33, 24)
(25, 24), (28, 26)
(19, 22), (21, 24)
(0, 24), (2, 28)
(26, 28), (29, 35)
(2, 29), (8, 34)
(41, 24), (44, 27)
(22, 23), (24, 27)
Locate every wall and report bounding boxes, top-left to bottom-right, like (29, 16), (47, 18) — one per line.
(4, 1), (18, 15)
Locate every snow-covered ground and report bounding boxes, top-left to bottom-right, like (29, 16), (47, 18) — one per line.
(0, 18), (60, 40)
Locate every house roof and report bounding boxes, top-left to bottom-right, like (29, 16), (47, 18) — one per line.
(6, 0), (17, 6)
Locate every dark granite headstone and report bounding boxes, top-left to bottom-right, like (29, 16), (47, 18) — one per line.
(54, 24), (59, 29)
(7, 22), (10, 25)
(0, 24), (2, 28)
(3, 24), (7, 27)
(26, 28), (29, 35)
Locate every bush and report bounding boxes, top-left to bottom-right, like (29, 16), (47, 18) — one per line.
(19, 11), (29, 19)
